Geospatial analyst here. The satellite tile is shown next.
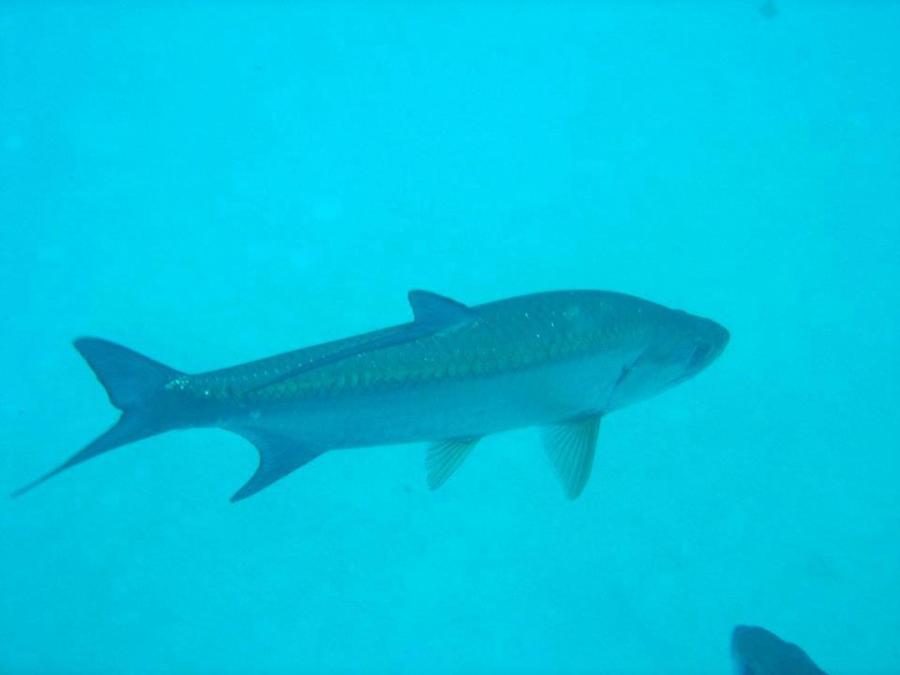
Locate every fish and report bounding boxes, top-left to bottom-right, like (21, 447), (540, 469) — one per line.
(12, 289), (729, 502)
(732, 625), (828, 675)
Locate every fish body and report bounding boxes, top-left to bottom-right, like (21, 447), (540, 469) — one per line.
(732, 625), (828, 675)
(14, 290), (728, 501)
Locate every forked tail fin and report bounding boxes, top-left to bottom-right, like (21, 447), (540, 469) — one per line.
(12, 338), (184, 498)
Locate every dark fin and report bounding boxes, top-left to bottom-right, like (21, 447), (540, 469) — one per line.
(74, 338), (180, 409)
(407, 290), (475, 326)
(11, 414), (163, 497)
(542, 414), (602, 499)
(229, 428), (324, 502)
(12, 338), (184, 498)
(425, 436), (480, 490)
(243, 290), (477, 395)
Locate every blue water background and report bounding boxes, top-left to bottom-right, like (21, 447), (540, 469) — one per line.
(1, 2), (898, 673)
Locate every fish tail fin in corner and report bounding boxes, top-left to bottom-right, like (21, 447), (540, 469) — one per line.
(11, 337), (185, 498)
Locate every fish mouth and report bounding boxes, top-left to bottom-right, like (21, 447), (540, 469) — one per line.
(687, 324), (731, 373)
(714, 321), (731, 352)
(682, 320), (729, 376)
(687, 342), (713, 371)
(699, 320), (729, 363)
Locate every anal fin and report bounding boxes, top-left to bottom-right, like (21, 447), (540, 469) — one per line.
(229, 427), (324, 502)
(542, 414), (602, 499)
(426, 436), (480, 490)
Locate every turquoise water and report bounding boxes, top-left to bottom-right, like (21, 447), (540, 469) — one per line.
(2, 2), (898, 673)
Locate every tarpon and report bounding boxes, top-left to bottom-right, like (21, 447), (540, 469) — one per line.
(732, 625), (828, 675)
(13, 290), (728, 502)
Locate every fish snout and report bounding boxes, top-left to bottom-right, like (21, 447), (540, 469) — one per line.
(708, 319), (730, 356)
(686, 319), (729, 374)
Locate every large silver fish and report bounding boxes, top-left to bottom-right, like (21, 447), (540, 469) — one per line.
(13, 290), (728, 502)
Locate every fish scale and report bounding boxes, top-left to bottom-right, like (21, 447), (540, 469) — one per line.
(193, 294), (645, 403)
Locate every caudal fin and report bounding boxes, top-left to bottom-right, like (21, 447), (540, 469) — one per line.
(12, 338), (184, 498)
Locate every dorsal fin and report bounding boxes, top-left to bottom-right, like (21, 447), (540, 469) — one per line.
(425, 436), (480, 490)
(407, 290), (475, 326)
(542, 414), (602, 499)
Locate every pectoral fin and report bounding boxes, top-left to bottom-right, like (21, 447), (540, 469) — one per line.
(426, 436), (480, 490)
(229, 427), (324, 502)
(542, 414), (602, 499)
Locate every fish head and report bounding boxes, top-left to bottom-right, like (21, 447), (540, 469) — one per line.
(733, 625), (782, 673)
(675, 311), (730, 380)
(651, 308), (730, 383)
(604, 303), (729, 410)
(731, 625), (826, 675)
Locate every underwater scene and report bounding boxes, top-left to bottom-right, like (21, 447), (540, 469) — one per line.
(1, 2), (898, 673)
